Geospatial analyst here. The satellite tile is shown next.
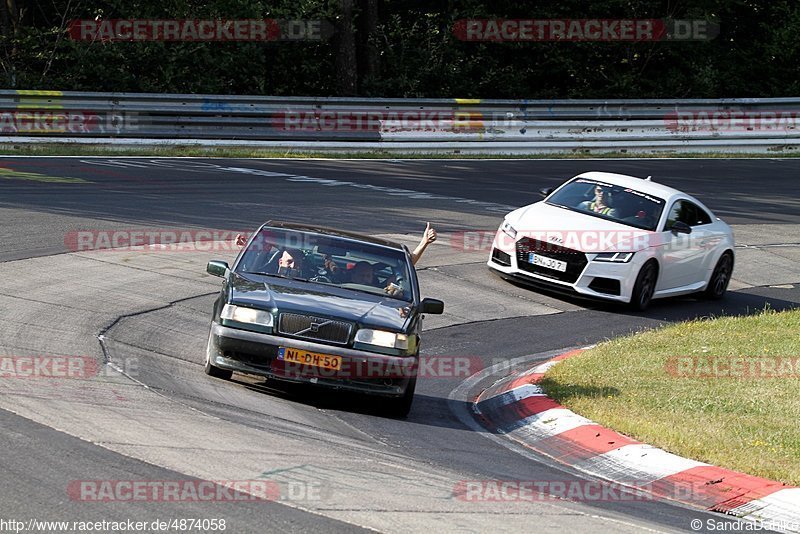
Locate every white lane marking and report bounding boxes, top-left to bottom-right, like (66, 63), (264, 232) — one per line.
(574, 444), (709, 486)
(78, 158), (516, 213)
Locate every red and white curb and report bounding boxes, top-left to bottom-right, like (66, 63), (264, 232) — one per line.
(473, 348), (800, 532)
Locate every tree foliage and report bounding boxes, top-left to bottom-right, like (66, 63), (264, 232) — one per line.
(1, 0), (798, 97)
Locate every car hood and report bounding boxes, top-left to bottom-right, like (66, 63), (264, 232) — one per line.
(506, 202), (656, 253)
(228, 273), (411, 331)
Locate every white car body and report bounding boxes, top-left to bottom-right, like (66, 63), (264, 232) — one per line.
(487, 172), (735, 308)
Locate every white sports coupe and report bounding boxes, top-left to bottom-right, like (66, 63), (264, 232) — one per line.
(487, 172), (735, 310)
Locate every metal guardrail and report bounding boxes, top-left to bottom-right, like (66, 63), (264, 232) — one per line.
(1, 89), (799, 153)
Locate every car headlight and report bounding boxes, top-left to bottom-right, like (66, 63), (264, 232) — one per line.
(221, 304), (273, 327)
(500, 220), (517, 240)
(354, 329), (409, 350)
(593, 252), (635, 263)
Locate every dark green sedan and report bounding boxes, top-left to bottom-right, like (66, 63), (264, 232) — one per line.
(204, 222), (444, 417)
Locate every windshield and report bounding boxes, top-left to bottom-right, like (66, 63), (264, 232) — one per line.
(546, 178), (665, 231)
(235, 227), (413, 301)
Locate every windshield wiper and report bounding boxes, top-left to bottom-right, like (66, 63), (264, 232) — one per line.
(243, 271), (308, 282)
(244, 271), (286, 277)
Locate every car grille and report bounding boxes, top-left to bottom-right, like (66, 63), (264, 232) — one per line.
(278, 313), (352, 345)
(515, 237), (588, 284)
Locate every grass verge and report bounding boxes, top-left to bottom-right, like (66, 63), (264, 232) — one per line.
(541, 307), (800, 485)
(0, 143), (799, 159)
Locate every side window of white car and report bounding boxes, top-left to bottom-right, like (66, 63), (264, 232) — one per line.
(664, 200), (712, 230)
(689, 202), (713, 226)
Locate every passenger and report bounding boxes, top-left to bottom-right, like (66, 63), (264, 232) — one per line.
(349, 261), (379, 285)
(410, 222), (437, 265)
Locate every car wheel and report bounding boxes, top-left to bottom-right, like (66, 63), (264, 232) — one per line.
(704, 252), (733, 300)
(383, 376), (416, 418)
(204, 331), (232, 380)
(629, 261), (658, 311)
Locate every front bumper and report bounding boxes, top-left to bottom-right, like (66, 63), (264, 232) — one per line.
(487, 247), (639, 304)
(207, 322), (416, 397)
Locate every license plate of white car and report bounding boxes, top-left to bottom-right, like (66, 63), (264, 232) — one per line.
(528, 253), (567, 272)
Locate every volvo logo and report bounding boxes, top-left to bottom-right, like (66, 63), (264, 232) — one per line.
(297, 320), (331, 336)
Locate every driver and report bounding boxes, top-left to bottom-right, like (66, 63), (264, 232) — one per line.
(579, 185), (618, 217)
(276, 248), (306, 278)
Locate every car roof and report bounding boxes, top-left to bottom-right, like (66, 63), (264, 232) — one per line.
(260, 221), (406, 250)
(574, 171), (683, 200)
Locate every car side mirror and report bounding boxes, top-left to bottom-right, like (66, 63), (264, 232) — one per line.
(539, 187), (554, 198)
(670, 221), (692, 235)
(207, 260), (229, 277)
(420, 298), (444, 315)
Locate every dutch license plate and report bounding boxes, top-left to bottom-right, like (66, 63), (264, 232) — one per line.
(278, 347), (342, 371)
(528, 252), (567, 272)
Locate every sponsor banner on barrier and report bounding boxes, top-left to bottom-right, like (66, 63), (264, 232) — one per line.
(666, 355), (800, 379)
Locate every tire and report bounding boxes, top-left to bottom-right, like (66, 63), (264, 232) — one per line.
(383, 376), (416, 418)
(629, 261), (658, 311)
(204, 331), (233, 380)
(704, 252), (733, 300)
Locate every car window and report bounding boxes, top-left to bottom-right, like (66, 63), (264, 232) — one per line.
(546, 178), (665, 231)
(236, 228), (414, 301)
(664, 200), (713, 229)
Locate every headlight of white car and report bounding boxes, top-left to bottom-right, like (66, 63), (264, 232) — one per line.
(355, 329), (409, 350)
(593, 252), (635, 263)
(500, 220), (517, 240)
(221, 304), (274, 327)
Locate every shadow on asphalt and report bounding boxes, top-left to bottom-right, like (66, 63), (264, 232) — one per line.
(503, 276), (800, 323)
(233, 378), (475, 427)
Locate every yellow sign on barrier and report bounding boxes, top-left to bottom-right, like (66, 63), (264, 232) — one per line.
(16, 90), (64, 110)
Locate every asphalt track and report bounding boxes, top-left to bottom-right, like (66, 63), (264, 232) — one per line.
(1, 157), (798, 533)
